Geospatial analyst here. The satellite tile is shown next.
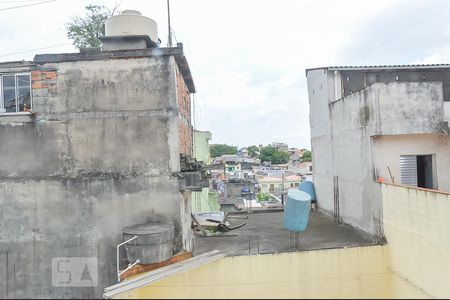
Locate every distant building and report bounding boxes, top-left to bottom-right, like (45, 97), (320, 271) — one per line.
(257, 175), (301, 193)
(238, 147), (249, 157)
(193, 130), (212, 164)
(288, 148), (307, 162)
(288, 161), (313, 177)
(192, 130), (219, 213)
(307, 64), (450, 235)
(271, 142), (289, 152)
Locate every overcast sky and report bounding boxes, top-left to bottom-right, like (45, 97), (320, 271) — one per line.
(1, 0), (450, 148)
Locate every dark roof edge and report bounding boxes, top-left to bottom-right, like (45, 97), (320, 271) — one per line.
(99, 35), (158, 48)
(33, 46), (183, 64)
(174, 55), (196, 93)
(306, 64), (450, 76)
(33, 43), (196, 93)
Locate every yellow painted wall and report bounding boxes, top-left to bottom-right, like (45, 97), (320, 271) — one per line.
(109, 183), (450, 299)
(382, 183), (450, 298)
(113, 246), (429, 299)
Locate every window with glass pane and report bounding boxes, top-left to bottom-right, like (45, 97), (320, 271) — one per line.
(0, 73), (32, 114)
(17, 75), (31, 111)
(3, 76), (16, 113)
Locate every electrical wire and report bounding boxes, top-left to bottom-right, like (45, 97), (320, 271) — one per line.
(0, 42), (71, 58)
(0, 0), (46, 2)
(0, 0), (55, 11)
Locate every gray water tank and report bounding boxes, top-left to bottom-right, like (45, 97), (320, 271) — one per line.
(122, 223), (174, 264)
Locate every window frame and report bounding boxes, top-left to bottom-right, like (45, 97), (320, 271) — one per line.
(0, 72), (32, 115)
(400, 154), (438, 190)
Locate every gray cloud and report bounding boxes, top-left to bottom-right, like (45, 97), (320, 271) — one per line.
(2, 0), (450, 149)
(336, 0), (450, 65)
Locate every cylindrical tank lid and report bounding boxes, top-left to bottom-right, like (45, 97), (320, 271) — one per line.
(123, 223), (174, 235)
(287, 189), (312, 202)
(121, 10), (142, 16)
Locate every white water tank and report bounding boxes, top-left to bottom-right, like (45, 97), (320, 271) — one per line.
(105, 10), (158, 43)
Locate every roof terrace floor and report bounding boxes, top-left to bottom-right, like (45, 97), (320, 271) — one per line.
(193, 210), (375, 257)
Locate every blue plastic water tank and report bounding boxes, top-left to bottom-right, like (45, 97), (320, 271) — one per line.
(299, 181), (316, 203)
(283, 188), (311, 232)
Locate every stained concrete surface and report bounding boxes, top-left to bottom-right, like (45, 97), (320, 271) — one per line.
(0, 54), (193, 299)
(193, 210), (374, 257)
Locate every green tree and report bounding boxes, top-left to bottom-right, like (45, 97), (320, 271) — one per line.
(247, 145), (259, 157)
(301, 150), (312, 162)
(257, 192), (270, 202)
(66, 4), (118, 49)
(209, 144), (237, 158)
(259, 145), (289, 164)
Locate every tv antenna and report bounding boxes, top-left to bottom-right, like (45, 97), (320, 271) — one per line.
(167, 0), (172, 47)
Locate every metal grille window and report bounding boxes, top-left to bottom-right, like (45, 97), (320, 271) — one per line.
(400, 155), (418, 186)
(400, 155), (435, 189)
(0, 73), (32, 114)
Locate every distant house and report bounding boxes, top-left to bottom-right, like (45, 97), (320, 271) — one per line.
(271, 142), (289, 152)
(288, 161), (313, 176)
(288, 147), (306, 162)
(194, 130), (212, 164)
(192, 130), (219, 213)
(257, 175), (301, 193)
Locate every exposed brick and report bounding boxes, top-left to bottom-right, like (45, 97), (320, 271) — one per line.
(178, 118), (193, 156)
(176, 65), (193, 156)
(32, 81), (48, 89)
(42, 71), (57, 80)
(31, 70), (42, 81)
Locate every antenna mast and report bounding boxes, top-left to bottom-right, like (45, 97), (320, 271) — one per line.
(167, 0), (172, 47)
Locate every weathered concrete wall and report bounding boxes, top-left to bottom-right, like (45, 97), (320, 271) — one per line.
(308, 68), (445, 235)
(382, 183), (450, 298)
(0, 177), (181, 298)
(307, 69), (335, 215)
(327, 86), (381, 233)
(0, 56), (193, 298)
(373, 134), (450, 192)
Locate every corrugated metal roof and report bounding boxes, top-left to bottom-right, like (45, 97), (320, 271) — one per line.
(306, 63), (450, 76)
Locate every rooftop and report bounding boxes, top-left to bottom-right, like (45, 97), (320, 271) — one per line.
(306, 63), (450, 76)
(257, 175), (302, 183)
(193, 210), (375, 257)
(0, 44), (196, 93)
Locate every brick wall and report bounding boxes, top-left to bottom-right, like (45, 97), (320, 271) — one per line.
(176, 65), (193, 156)
(31, 70), (57, 93)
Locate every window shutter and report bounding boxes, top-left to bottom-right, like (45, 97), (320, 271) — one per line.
(400, 155), (418, 187)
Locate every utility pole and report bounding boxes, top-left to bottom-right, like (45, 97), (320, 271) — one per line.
(167, 0), (172, 47)
(281, 170), (285, 205)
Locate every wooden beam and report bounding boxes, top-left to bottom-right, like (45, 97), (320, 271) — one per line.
(103, 250), (225, 298)
(119, 251), (193, 281)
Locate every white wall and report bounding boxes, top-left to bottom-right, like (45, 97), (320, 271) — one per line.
(445, 102), (450, 123)
(374, 134), (450, 193)
(307, 69), (335, 217)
